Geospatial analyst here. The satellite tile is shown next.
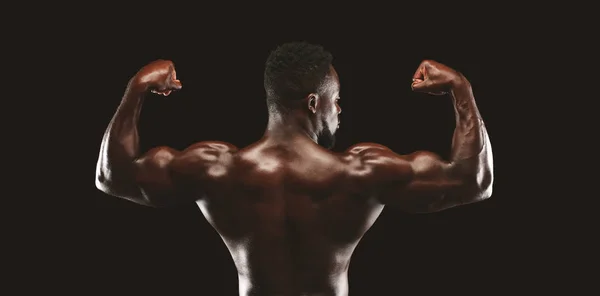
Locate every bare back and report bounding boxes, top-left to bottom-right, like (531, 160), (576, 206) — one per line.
(192, 137), (384, 295)
(96, 59), (493, 296)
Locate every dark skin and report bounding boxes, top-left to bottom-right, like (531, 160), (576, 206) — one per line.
(96, 59), (493, 296)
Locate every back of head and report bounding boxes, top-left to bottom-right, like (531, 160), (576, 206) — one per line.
(264, 42), (333, 111)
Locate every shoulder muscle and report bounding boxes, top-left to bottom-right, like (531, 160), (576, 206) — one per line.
(172, 141), (238, 179)
(133, 141), (237, 206)
(344, 143), (412, 185)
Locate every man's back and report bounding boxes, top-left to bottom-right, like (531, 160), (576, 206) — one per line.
(95, 58), (493, 296)
(194, 136), (384, 295)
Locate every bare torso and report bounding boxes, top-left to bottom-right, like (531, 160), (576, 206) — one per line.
(193, 136), (384, 296)
(96, 59), (493, 296)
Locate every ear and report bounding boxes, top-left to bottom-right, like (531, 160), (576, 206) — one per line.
(307, 93), (319, 114)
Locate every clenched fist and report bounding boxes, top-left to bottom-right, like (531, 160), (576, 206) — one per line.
(133, 60), (182, 96)
(411, 60), (464, 95)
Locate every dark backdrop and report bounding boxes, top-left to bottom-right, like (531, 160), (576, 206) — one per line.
(44, 23), (545, 296)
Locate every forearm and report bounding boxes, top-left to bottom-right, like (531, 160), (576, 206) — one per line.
(448, 75), (493, 199)
(96, 79), (147, 193)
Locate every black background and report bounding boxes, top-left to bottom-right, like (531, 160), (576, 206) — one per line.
(26, 12), (566, 296)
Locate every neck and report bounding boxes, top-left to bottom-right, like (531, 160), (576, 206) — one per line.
(264, 110), (318, 143)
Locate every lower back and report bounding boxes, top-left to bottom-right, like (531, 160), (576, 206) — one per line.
(226, 219), (352, 295)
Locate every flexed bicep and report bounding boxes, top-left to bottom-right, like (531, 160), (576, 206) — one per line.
(98, 141), (237, 208)
(348, 60), (493, 213)
(376, 151), (466, 213)
(132, 146), (182, 207)
(348, 144), (480, 213)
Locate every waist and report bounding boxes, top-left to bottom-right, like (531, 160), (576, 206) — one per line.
(238, 272), (348, 296)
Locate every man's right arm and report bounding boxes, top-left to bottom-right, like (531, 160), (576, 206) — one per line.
(95, 60), (238, 207)
(348, 60), (494, 213)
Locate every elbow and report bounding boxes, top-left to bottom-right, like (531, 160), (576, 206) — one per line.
(94, 175), (155, 207)
(477, 170), (494, 201)
(95, 172), (109, 193)
(95, 162), (116, 195)
(95, 173), (118, 196)
(462, 167), (494, 203)
(474, 181), (493, 202)
(478, 166), (494, 200)
(94, 172), (125, 196)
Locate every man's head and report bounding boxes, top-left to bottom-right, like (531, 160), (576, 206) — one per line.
(264, 42), (342, 149)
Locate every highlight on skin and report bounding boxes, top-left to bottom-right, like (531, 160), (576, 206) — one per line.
(95, 42), (493, 296)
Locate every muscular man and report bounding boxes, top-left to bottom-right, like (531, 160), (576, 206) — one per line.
(95, 42), (493, 296)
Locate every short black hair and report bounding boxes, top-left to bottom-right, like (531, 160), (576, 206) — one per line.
(264, 41), (333, 109)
